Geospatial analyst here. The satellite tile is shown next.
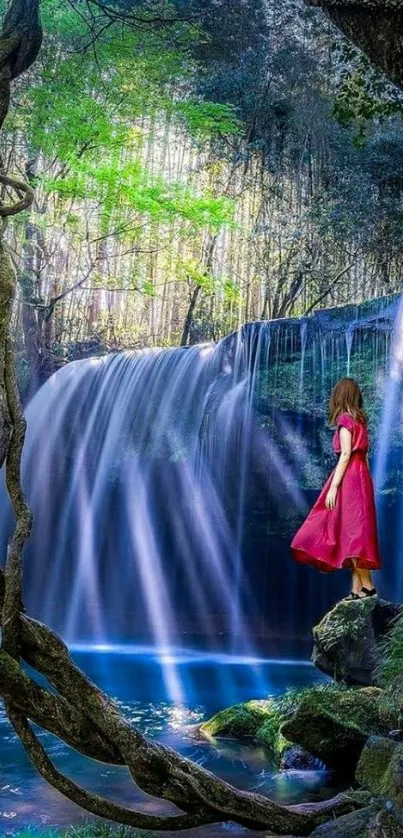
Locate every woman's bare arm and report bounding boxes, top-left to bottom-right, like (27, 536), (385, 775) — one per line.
(325, 426), (352, 509)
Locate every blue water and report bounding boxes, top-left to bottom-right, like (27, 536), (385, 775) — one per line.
(0, 648), (334, 836)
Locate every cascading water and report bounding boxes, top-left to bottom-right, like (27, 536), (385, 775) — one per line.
(1, 293), (402, 672)
(374, 295), (403, 599)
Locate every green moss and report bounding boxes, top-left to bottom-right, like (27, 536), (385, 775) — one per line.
(376, 611), (403, 687)
(312, 596), (402, 685)
(199, 698), (273, 738)
(281, 686), (386, 772)
(356, 736), (403, 810)
(200, 683), (346, 763)
(377, 675), (403, 730)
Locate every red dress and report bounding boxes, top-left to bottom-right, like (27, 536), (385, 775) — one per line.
(291, 413), (382, 572)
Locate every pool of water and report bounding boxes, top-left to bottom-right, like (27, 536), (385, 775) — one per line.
(0, 647), (334, 836)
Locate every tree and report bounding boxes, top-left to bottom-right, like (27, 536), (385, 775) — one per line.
(4, 0), (238, 391)
(0, 0), (370, 832)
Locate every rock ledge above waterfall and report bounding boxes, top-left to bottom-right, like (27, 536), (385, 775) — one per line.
(312, 596), (403, 686)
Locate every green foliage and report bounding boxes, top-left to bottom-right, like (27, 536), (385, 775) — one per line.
(174, 259), (238, 300)
(43, 158), (234, 232)
(12, 0), (237, 163)
(174, 100), (240, 139)
(333, 51), (403, 147)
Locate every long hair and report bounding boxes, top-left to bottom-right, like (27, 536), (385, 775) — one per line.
(328, 377), (367, 426)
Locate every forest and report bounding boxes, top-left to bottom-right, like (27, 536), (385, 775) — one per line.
(4, 0), (403, 397)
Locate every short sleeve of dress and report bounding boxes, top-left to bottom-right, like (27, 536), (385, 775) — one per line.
(337, 413), (354, 433)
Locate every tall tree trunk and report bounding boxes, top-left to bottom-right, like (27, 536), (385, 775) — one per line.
(180, 283), (201, 345)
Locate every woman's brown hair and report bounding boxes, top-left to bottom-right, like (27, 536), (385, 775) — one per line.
(328, 377), (367, 426)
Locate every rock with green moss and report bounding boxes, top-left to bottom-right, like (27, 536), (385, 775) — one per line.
(356, 735), (403, 809)
(199, 685), (357, 769)
(254, 708), (290, 757)
(312, 597), (402, 686)
(280, 686), (385, 773)
(377, 610), (403, 687)
(199, 698), (274, 739)
(377, 674), (403, 731)
(199, 692), (319, 765)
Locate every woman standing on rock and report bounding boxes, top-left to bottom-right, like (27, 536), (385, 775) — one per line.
(291, 377), (382, 599)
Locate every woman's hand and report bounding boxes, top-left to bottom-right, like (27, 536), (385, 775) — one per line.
(325, 485), (338, 510)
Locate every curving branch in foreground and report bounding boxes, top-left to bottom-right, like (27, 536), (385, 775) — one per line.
(0, 174), (35, 217)
(0, 1), (370, 835)
(0, 568), (370, 833)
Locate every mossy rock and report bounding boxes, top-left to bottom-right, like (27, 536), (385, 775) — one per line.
(199, 699), (274, 739)
(255, 718), (292, 761)
(200, 685), (353, 767)
(377, 674), (403, 731)
(280, 687), (385, 773)
(199, 698), (295, 764)
(356, 735), (403, 810)
(312, 597), (402, 686)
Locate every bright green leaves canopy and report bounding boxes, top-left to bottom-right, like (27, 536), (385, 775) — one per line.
(43, 157), (235, 233)
(8, 0), (239, 231)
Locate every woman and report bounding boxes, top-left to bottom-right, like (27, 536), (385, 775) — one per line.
(291, 377), (382, 599)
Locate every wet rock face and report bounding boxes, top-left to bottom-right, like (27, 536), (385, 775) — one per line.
(280, 744), (323, 770)
(312, 597), (403, 686)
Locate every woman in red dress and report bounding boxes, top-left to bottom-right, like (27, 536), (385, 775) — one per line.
(291, 377), (382, 599)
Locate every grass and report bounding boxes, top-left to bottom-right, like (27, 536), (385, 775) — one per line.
(376, 610), (403, 686)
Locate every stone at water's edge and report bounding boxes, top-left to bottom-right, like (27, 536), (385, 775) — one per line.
(279, 743), (323, 770)
(196, 697), (316, 767)
(198, 699), (274, 739)
(312, 597), (403, 686)
(280, 687), (386, 774)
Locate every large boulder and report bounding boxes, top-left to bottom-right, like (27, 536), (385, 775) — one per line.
(198, 696), (319, 766)
(280, 686), (385, 774)
(356, 735), (403, 810)
(312, 597), (402, 686)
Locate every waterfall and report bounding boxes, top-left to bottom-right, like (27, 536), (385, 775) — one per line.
(374, 295), (403, 599)
(0, 294), (401, 663)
